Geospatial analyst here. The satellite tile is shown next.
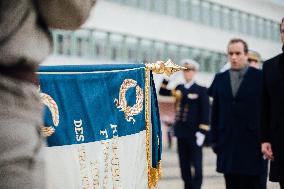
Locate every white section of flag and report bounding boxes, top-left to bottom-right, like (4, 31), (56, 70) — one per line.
(44, 131), (148, 189)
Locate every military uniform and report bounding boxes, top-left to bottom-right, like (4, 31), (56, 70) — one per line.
(159, 79), (210, 189)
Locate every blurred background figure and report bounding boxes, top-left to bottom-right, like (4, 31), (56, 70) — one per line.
(247, 48), (270, 189)
(248, 50), (262, 69)
(0, 1), (95, 188)
(159, 59), (210, 189)
(214, 47), (267, 189)
(161, 115), (175, 149)
(209, 39), (264, 189)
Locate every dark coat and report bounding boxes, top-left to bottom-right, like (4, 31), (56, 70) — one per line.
(159, 82), (210, 138)
(261, 52), (284, 182)
(209, 67), (263, 175)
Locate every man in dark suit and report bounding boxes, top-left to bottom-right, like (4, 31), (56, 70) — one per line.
(209, 38), (264, 189)
(261, 17), (284, 189)
(159, 59), (210, 189)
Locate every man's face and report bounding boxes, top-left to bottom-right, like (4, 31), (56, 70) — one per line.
(183, 69), (196, 82)
(281, 22), (284, 44)
(228, 42), (248, 70)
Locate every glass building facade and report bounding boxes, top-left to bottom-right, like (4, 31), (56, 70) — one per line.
(51, 0), (281, 73)
(106, 0), (281, 42)
(52, 29), (227, 73)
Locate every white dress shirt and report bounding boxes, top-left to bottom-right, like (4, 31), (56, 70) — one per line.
(184, 80), (195, 89)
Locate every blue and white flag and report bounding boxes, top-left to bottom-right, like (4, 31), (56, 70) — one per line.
(38, 64), (162, 189)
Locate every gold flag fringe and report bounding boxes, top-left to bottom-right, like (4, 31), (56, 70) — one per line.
(145, 69), (162, 189)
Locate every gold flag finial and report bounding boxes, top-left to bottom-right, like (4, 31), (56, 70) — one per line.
(145, 59), (186, 76)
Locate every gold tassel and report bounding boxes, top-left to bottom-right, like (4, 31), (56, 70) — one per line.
(150, 161), (162, 187)
(145, 60), (184, 188)
(145, 69), (163, 189)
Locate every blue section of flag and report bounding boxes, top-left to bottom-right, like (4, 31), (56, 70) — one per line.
(38, 64), (144, 72)
(150, 72), (162, 167)
(39, 65), (146, 147)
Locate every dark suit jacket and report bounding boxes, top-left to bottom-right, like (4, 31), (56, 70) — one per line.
(209, 67), (263, 175)
(261, 53), (284, 182)
(159, 83), (210, 139)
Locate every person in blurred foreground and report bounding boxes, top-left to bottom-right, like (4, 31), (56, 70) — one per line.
(159, 59), (210, 189)
(0, 1), (96, 188)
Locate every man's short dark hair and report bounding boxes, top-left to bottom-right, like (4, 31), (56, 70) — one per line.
(227, 38), (249, 54)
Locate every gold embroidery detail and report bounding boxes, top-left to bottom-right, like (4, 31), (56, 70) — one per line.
(110, 124), (122, 188)
(199, 124), (210, 131)
(114, 79), (144, 124)
(78, 145), (90, 189)
(40, 92), (59, 137)
(101, 141), (110, 189)
(90, 160), (100, 188)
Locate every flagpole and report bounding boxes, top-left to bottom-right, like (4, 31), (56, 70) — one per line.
(145, 60), (186, 188)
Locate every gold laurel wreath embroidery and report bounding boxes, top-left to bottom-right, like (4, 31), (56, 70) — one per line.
(40, 92), (59, 137)
(114, 79), (144, 124)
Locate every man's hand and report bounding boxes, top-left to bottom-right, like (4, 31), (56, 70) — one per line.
(262, 142), (274, 161)
(195, 132), (205, 147)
